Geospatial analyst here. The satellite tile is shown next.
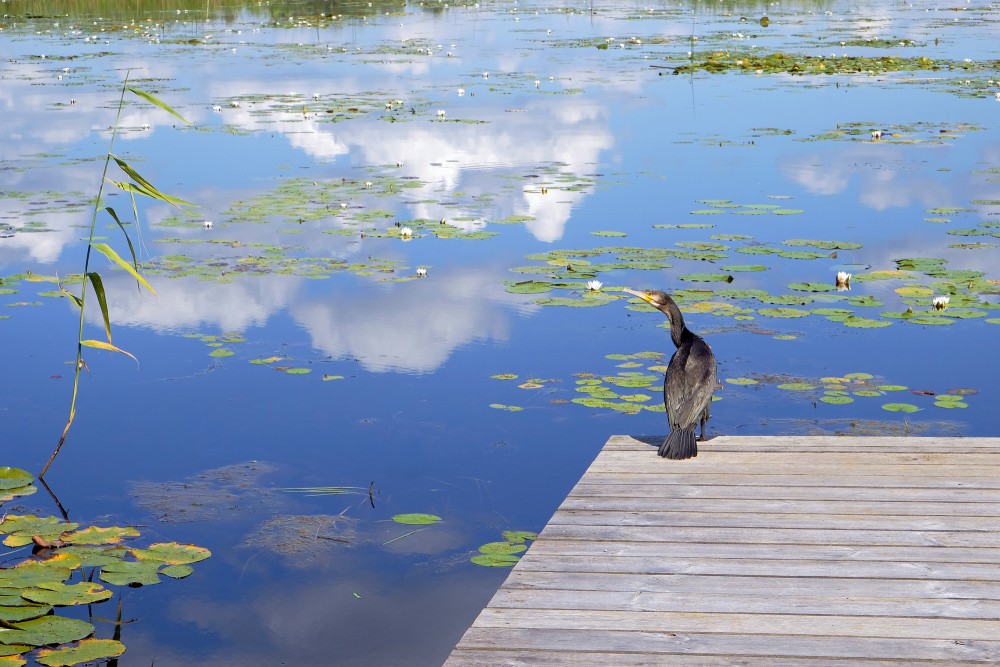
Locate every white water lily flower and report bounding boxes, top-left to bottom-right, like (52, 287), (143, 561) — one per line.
(586, 280), (603, 291)
(400, 227), (413, 238)
(340, 202), (348, 209)
(230, 100), (240, 108)
(203, 220), (213, 229)
(932, 295), (950, 310)
(212, 105), (222, 112)
(416, 267), (427, 277)
(836, 271), (851, 287)
(871, 130), (882, 140)
(365, 181), (373, 189)
(436, 109), (446, 117)
(457, 88), (465, 96)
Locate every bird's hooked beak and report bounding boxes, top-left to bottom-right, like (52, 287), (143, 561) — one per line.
(623, 287), (654, 304)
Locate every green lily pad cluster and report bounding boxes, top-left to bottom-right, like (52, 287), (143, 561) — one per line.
(471, 530), (537, 568)
(672, 50), (985, 78)
(724, 372), (980, 414)
(689, 199), (804, 216)
(0, 468), (210, 667)
(572, 352), (667, 415)
(802, 120), (984, 145)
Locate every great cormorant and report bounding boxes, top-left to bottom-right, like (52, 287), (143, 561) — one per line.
(624, 288), (717, 460)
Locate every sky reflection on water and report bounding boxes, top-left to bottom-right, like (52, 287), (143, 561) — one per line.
(2, 1), (999, 664)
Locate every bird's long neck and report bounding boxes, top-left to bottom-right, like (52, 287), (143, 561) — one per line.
(662, 300), (687, 349)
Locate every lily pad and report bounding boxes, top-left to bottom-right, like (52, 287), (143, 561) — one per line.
(882, 403), (920, 413)
(392, 513), (442, 526)
(0, 468), (32, 491)
(36, 639), (126, 667)
(21, 582), (112, 607)
(0, 616), (94, 648)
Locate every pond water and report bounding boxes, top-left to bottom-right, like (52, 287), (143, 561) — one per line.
(1, 0), (998, 664)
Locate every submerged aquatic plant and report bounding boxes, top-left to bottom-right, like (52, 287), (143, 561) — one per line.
(42, 78), (196, 478)
(0, 468), (210, 666)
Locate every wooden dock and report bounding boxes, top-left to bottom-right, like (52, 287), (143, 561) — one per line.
(444, 435), (1000, 665)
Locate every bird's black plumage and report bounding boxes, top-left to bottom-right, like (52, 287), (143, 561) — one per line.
(624, 288), (717, 459)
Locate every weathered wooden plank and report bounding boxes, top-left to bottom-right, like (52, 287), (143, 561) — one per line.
(449, 627), (1000, 662)
(568, 483), (993, 502)
(471, 607), (1000, 641)
(548, 509), (998, 531)
(511, 553), (1000, 580)
(605, 435), (1000, 452)
(523, 539), (1000, 564)
(559, 496), (1000, 516)
(488, 588), (1000, 620)
(578, 471), (1000, 488)
(540, 523), (1000, 547)
(445, 436), (1000, 666)
(502, 569), (1000, 599)
(445, 648), (991, 666)
(596, 450), (1000, 466)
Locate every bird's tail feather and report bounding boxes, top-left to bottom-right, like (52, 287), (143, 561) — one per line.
(659, 429), (698, 460)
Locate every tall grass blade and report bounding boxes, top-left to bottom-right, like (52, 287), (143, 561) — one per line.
(92, 243), (157, 296)
(110, 180), (196, 208)
(58, 283), (84, 309)
(127, 86), (190, 124)
(87, 272), (113, 343)
(82, 339), (139, 364)
(105, 206), (140, 268)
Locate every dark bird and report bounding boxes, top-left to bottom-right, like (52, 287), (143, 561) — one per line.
(624, 288), (717, 460)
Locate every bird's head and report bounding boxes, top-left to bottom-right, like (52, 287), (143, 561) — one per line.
(623, 288), (672, 310)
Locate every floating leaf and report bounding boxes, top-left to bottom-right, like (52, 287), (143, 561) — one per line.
(21, 582), (112, 607)
(478, 542), (527, 556)
(284, 368), (312, 374)
(491, 374), (519, 380)
(0, 616), (94, 648)
(721, 264), (767, 272)
(758, 308), (810, 318)
(471, 553), (520, 567)
(820, 395), (854, 405)
(132, 542), (211, 565)
(783, 239), (862, 250)
(777, 383), (815, 391)
(98, 559), (163, 586)
(392, 513), (441, 526)
(504, 281), (553, 294)
(160, 564), (195, 579)
(882, 403), (920, 413)
(788, 283), (835, 292)
(947, 387), (979, 396)
(489, 403), (524, 412)
(725, 378), (758, 385)
(679, 273), (734, 283)
(0, 467), (32, 491)
(36, 639), (126, 667)
(61, 526), (139, 545)
(501, 530), (538, 544)
(208, 348), (234, 358)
